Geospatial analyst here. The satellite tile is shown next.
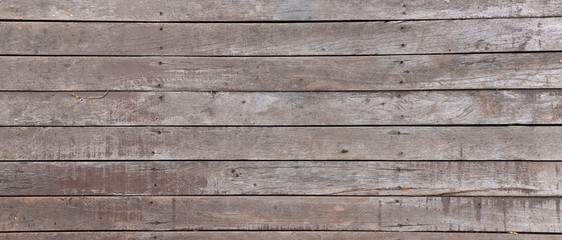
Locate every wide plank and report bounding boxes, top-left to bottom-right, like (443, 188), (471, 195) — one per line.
(0, 232), (558, 240)
(3, 90), (561, 126)
(2, 19), (561, 55)
(1, 161), (560, 196)
(1, 196), (560, 232)
(1, 54), (561, 91)
(1, 127), (561, 160)
(1, 0), (561, 21)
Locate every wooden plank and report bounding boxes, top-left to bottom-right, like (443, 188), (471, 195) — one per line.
(1, 196), (561, 232)
(1, 232), (559, 240)
(1, 0), (561, 21)
(3, 90), (561, 126)
(1, 54), (561, 91)
(2, 19), (561, 56)
(1, 127), (561, 160)
(1, 161), (560, 196)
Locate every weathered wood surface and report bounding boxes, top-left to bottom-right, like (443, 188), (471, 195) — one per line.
(2, 54), (561, 91)
(1, 161), (560, 196)
(2, 19), (561, 56)
(3, 90), (562, 126)
(2, 127), (561, 160)
(2, 0), (561, 21)
(1, 232), (559, 240)
(1, 196), (561, 232)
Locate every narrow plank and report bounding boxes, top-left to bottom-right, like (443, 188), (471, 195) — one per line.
(1, 232), (558, 240)
(3, 90), (561, 126)
(1, 196), (561, 232)
(1, 161), (560, 196)
(2, 19), (561, 55)
(2, 54), (562, 91)
(1, 127), (561, 160)
(1, 0), (561, 21)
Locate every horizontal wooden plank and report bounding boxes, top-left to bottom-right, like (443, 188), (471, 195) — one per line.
(2, 54), (562, 91)
(1, 232), (558, 240)
(2, 161), (560, 196)
(2, 19), (561, 55)
(2, 0), (561, 21)
(1, 127), (561, 160)
(1, 196), (561, 232)
(3, 90), (561, 126)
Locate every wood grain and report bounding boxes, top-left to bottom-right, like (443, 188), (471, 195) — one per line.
(1, 54), (561, 91)
(1, 232), (558, 240)
(2, 19), (561, 56)
(1, 0), (561, 21)
(1, 196), (561, 232)
(1, 161), (560, 196)
(1, 127), (561, 160)
(3, 90), (562, 126)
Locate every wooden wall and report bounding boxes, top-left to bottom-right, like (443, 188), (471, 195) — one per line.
(1, 0), (561, 239)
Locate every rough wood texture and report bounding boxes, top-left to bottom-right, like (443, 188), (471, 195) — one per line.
(1, 127), (561, 160)
(2, 19), (561, 56)
(1, 232), (559, 240)
(1, 196), (561, 232)
(3, 90), (562, 126)
(1, 161), (560, 196)
(2, 54), (561, 91)
(1, 0), (561, 21)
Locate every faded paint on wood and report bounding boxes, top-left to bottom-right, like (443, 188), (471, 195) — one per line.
(1, 0), (561, 21)
(1, 161), (560, 196)
(2, 54), (561, 91)
(1, 127), (561, 160)
(1, 196), (561, 232)
(0, 232), (558, 240)
(3, 90), (562, 126)
(2, 19), (561, 55)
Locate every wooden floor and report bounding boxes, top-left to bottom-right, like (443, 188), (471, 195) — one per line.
(1, 1), (562, 239)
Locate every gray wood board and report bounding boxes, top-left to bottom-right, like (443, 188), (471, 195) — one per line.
(1, 127), (561, 160)
(2, 19), (561, 55)
(1, 196), (561, 232)
(3, 91), (562, 126)
(1, 0), (561, 21)
(1, 161), (560, 196)
(0, 232), (558, 240)
(1, 54), (561, 91)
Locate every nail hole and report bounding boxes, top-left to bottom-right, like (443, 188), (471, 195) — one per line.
(157, 83), (162, 88)
(400, 26), (404, 30)
(231, 169), (236, 173)
(160, 46), (163, 50)
(401, 44), (406, 47)
(403, 4), (407, 7)
(399, 61), (404, 64)
(150, 201), (154, 204)
(158, 61), (163, 65)
(159, 27), (163, 31)
(159, 12), (163, 16)
(157, 130), (162, 134)
(159, 95), (164, 100)
(241, 100), (246, 104)
(399, 80), (404, 84)
(402, 11), (406, 15)
(341, 149), (349, 153)
(404, 70), (410, 74)
(151, 151), (155, 154)
(396, 199), (400, 203)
